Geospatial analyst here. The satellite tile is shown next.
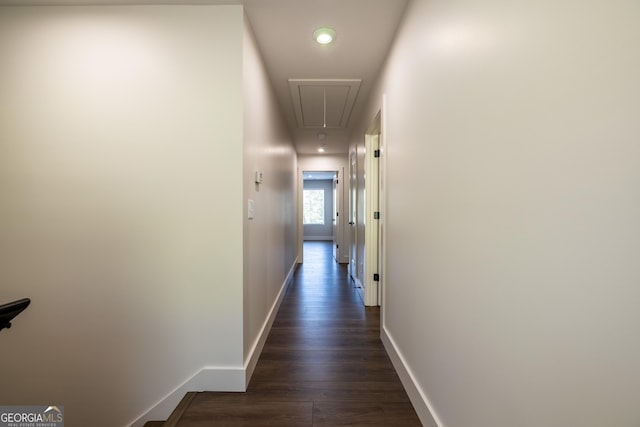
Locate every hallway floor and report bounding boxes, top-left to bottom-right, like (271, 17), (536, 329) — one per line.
(172, 241), (421, 426)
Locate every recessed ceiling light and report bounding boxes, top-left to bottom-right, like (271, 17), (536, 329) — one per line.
(313, 27), (336, 45)
(317, 146), (325, 153)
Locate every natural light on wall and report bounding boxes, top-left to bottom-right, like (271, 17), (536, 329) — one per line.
(303, 189), (325, 224)
(28, 16), (175, 116)
(424, 19), (498, 57)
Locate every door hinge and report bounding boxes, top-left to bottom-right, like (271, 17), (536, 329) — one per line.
(336, 244), (339, 249)
(374, 211), (380, 220)
(373, 273), (380, 282)
(336, 212), (339, 216)
(374, 149), (380, 158)
(336, 179), (339, 184)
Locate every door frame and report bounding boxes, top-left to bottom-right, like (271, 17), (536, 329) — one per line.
(298, 169), (342, 263)
(348, 150), (359, 285)
(332, 173), (339, 261)
(363, 111), (381, 306)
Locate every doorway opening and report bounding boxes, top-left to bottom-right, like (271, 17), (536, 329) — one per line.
(302, 170), (341, 263)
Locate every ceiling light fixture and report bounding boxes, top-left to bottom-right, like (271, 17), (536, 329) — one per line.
(313, 27), (336, 45)
(317, 145), (326, 153)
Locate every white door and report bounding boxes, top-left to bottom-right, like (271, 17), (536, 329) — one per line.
(332, 172), (338, 261)
(349, 151), (357, 281)
(364, 133), (380, 306)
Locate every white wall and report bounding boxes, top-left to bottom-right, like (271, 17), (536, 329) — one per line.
(241, 13), (298, 381)
(352, 0), (640, 426)
(297, 154), (349, 263)
(0, 6), (245, 427)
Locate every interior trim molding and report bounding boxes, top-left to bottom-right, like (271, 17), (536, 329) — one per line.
(244, 256), (299, 385)
(288, 78), (361, 129)
(128, 257), (299, 427)
(381, 325), (443, 427)
(127, 367), (245, 427)
(353, 277), (364, 304)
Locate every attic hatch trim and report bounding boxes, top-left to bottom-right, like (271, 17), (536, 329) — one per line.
(288, 79), (362, 129)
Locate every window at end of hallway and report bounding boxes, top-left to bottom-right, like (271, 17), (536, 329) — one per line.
(303, 189), (325, 224)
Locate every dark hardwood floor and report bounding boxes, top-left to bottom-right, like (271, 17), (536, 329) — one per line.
(171, 241), (421, 426)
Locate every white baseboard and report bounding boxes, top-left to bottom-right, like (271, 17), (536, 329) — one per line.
(128, 258), (299, 427)
(353, 276), (362, 289)
(127, 367), (245, 427)
(243, 257), (298, 386)
(353, 277), (364, 304)
(381, 326), (443, 427)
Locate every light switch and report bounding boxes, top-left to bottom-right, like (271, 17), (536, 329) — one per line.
(248, 199), (255, 220)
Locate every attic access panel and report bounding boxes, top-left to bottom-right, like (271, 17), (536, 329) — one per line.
(288, 79), (361, 129)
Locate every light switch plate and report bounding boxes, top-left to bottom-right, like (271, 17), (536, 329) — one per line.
(248, 199), (254, 220)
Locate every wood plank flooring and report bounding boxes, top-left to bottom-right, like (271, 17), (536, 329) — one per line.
(172, 241), (421, 426)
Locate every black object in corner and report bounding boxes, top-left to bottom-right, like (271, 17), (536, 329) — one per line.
(0, 298), (31, 331)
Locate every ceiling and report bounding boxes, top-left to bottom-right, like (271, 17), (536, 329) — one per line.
(0, 0), (410, 154)
(241, 0), (410, 155)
